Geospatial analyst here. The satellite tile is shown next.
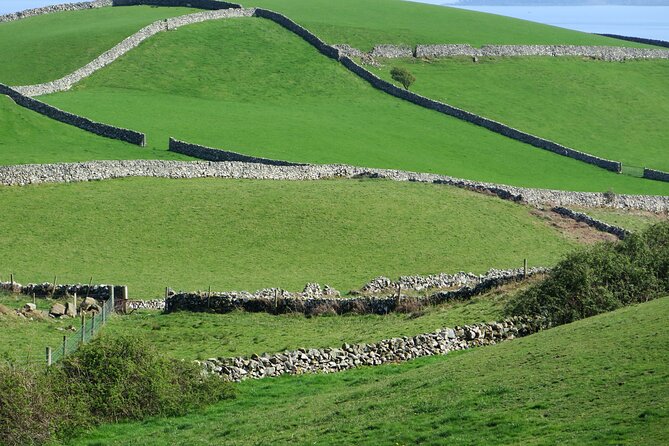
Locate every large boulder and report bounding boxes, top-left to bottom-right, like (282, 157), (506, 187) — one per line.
(50, 303), (66, 316)
(79, 297), (100, 312)
(23, 302), (36, 312)
(65, 302), (77, 317)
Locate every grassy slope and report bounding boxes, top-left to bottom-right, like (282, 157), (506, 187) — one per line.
(0, 177), (576, 298)
(41, 19), (669, 195)
(104, 288), (513, 360)
(250, 0), (652, 50)
(70, 297), (669, 445)
(0, 96), (191, 164)
(0, 6), (197, 85)
(374, 57), (669, 172)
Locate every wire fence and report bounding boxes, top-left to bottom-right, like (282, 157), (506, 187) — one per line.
(47, 296), (114, 366)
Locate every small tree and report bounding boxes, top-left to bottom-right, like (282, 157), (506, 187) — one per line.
(390, 66), (415, 90)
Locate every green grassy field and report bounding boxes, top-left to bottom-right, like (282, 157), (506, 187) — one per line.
(374, 57), (669, 172)
(0, 177), (576, 299)
(68, 296), (669, 445)
(40, 19), (669, 195)
(0, 96), (191, 165)
(0, 6), (197, 85)
(251, 0), (653, 50)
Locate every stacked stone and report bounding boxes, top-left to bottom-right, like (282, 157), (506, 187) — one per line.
(164, 268), (545, 316)
(0, 0), (111, 23)
(0, 281), (119, 299)
(644, 168), (669, 183)
(552, 206), (631, 239)
(1, 159), (667, 212)
(199, 316), (548, 381)
(370, 45), (413, 58)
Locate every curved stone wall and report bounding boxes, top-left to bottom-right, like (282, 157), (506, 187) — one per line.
(0, 159), (667, 212)
(169, 137), (304, 166)
(200, 316), (549, 381)
(14, 8), (256, 97)
(0, 83), (145, 146)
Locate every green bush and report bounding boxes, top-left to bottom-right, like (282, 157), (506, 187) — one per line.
(506, 221), (669, 325)
(390, 66), (416, 90)
(0, 336), (234, 445)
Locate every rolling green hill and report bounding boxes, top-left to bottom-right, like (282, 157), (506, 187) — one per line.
(40, 18), (669, 194)
(374, 57), (669, 172)
(0, 96), (190, 164)
(0, 177), (576, 298)
(249, 0), (654, 50)
(0, 6), (197, 86)
(68, 296), (669, 445)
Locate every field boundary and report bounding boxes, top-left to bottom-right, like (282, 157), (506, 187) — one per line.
(0, 83), (145, 146)
(169, 137), (305, 166)
(1, 159), (668, 211)
(200, 316), (549, 381)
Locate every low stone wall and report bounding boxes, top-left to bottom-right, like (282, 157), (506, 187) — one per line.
(596, 34), (669, 49)
(0, 0), (111, 23)
(338, 56), (622, 173)
(370, 44), (413, 58)
(0, 83), (145, 146)
(414, 44), (669, 61)
(165, 268), (545, 316)
(643, 168), (669, 183)
(0, 281), (125, 300)
(200, 316), (549, 381)
(169, 137), (305, 166)
(1, 159), (668, 212)
(0, 0), (242, 23)
(552, 206), (630, 239)
(13, 8), (256, 97)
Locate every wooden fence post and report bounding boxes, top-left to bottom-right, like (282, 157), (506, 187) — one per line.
(62, 336), (67, 358)
(46, 347), (52, 366)
(81, 313), (86, 344)
(524, 259), (528, 278)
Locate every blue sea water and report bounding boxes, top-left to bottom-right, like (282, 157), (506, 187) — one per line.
(449, 5), (669, 41)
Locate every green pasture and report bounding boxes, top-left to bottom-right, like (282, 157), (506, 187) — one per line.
(69, 297), (669, 445)
(374, 57), (669, 172)
(0, 177), (576, 299)
(0, 6), (197, 85)
(0, 96), (190, 165)
(40, 19), (669, 194)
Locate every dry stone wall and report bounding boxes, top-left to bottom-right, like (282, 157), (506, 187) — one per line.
(0, 0), (111, 23)
(14, 8), (256, 97)
(0, 83), (145, 145)
(200, 316), (549, 381)
(111, 0), (241, 8)
(169, 137), (304, 166)
(0, 281), (125, 300)
(644, 168), (669, 183)
(414, 44), (669, 60)
(0, 159), (668, 212)
(552, 206), (631, 239)
(164, 268), (546, 316)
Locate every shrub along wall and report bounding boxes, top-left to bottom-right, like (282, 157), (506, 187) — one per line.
(0, 83), (145, 145)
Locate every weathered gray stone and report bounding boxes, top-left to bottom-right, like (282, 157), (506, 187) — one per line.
(50, 303), (66, 316)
